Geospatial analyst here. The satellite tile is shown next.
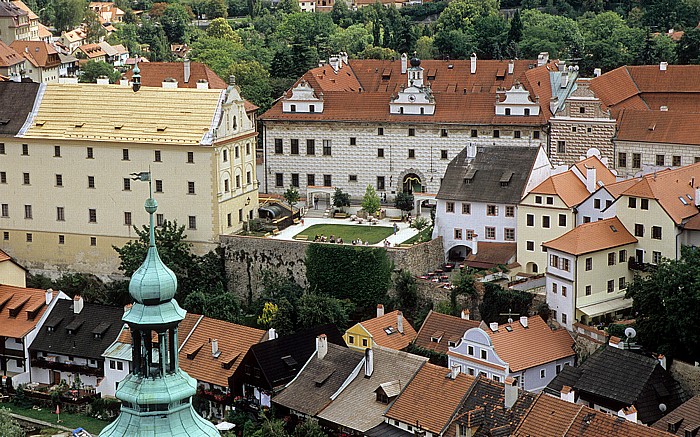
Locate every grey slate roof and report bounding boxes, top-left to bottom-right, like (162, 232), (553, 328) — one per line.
(0, 2), (27, 17)
(317, 345), (427, 433)
(272, 343), (363, 416)
(0, 81), (40, 137)
(30, 299), (124, 361)
(544, 364), (582, 396)
(436, 145), (541, 204)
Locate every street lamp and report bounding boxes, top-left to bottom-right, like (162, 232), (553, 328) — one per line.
(245, 197), (251, 206)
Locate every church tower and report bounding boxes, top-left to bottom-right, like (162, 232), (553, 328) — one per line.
(100, 176), (219, 436)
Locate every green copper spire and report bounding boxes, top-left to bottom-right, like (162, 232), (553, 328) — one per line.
(100, 174), (219, 437)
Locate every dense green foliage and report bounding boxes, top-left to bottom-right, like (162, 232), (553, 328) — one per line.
(478, 283), (534, 323)
(332, 187), (351, 210)
(0, 408), (23, 437)
(405, 342), (447, 366)
(361, 185), (381, 216)
(79, 61), (121, 83)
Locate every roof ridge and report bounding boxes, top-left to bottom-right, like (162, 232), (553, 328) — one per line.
(562, 404), (586, 437)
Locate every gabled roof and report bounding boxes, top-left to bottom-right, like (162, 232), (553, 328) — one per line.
(543, 217), (637, 256)
(464, 242), (516, 269)
(75, 42), (107, 58)
(414, 310), (479, 355)
(617, 109), (700, 147)
(651, 395), (700, 436)
(620, 162), (700, 224)
(604, 177), (642, 199)
(30, 299), (124, 360)
(62, 28), (86, 43)
(11, 0), (38, 19)
(178, 316), (266, 388)
(357, 309), (417, 350)
(0, 1), (27, 18)
(125, 61), (227, 89)
(272, 343), (363, 416)
(487, 316), (575, 372)
(437, 145), (541, 204)
(0, 285), (53, 338)
(317, 346), (427, 432)
(514, 393), (674, 437)
(0, 81), (41, 137)
(385, 362), (475, 435)
(10, 40), (60, 68)
(0, 40), (23, 68)
(530, 171), (590, 207)
(572, 155), (617, 187)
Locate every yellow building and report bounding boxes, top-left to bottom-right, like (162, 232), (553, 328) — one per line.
(0, 82), (258, 275)
(0, 248), (26, 287)
(343, 305), (417, 351)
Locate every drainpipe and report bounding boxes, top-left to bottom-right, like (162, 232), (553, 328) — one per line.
(676, 223), (684, 261)
(263, 124), (268, 193)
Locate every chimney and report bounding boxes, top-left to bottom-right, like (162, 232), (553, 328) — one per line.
(660, 62), (668, 71)
(470, 53), (477, 74)
(184, 58), (191, 83)
(537, 52), (549, 67)
(593, 68), (602, 77)
(560, 385), (575, 403)
(660, 105), (668, 111)
(397, 311), (404, 334)
(618, 405), (638, 423)
(377, 304), (384, 318)
(228, 75), (236, 85)
(119, 78), (128, 86)
(508, 60), (514, 75)
(519, 316), (528, 328)
(196, 79), (209, 89)
(561, 70), (569, 88)
(211, 339), (220, 357)
(461, 309), (470, 320)
(658, 354), (667, 370)
(401, 52), (407, 74)
(558, 60), (566, 72)
(45, 289), (53, 305)
(364, 348), (374, 377)
(340, 52), (348, 64)
(472, 234), (478, 255)
(609, 336), (623, 349)
(96, 76), (109, 85)
(73, 295), (84, 314)
(450, 363), (460, 379)
(504, 376), (518, 409)
(267, 327), (277, 340)
(162, 77), (178, 88)
(329, 55), (340, 72)
(489, 322), (499, 332)
(586, 166), (597, 193)
(695, 188), (700, 207)
(317, 334), (328, 360)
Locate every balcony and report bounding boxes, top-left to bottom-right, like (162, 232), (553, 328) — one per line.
(196, 387), (234, 405)
(31, 358), (103, 377)
(628, 257), (653, 272)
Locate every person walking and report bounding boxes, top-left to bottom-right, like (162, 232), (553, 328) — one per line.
(313, 196), (318, 210)
(393, 223), (398, 236)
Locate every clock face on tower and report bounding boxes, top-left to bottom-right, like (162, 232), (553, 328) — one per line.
(408, 94), (416, 102)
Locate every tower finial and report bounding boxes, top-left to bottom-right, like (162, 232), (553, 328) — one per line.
(131, 171), (155, 246)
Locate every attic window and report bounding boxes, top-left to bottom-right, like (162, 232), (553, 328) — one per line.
(0, 118), (10, 125)
(427, 69), (436, 80)
(648, 124), (656, 131)
(680, 196), (689, 205)
(47, 326), (55, 332)
(114, 124), (123, 130)
(74, 123), (85, 128)
(381, 69), (391, 79)
(156, 126), (167, 132)
(384, 326), (397, 335)
(34, 120), (45, 127)
(500, 171), (514, 187)
(496, 68), (506, 79)
(505, 326), (513, 332)
(448, 340), (457, 347)
(282, 355), (297, 369)
(464, 168), (477, 183)
(448, 64), (454, 69)
(314, 369), (335, 387)
(610, 225), (618, 232)
(431, 336), (441, 343)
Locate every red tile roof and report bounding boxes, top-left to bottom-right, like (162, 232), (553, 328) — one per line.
(616, 109), (700, 147)
(464, 242), (516, 269)
(0, 40), (23, 68)
(0, 285), (52, 338)
(414, 310), (479, 355)
(126, 61), (227, 89)
(359, 310), (417, 351)
(530, 171), (590, 207)
(543, 217), (637, 256)
(9, 40), (59, 68)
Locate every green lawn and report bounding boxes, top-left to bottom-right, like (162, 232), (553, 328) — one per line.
(401, 228), (433, 245)
(5, 403), (110, 434)
(295, 224), (394, 244)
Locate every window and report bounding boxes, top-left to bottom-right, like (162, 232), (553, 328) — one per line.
(571, 126), (577, 133)
(462, 203), (471, 214)
(222, 149), (228, 162)
(562, 259), (570, 272)
(606, 200), (613, 209)
(3, 232), (7, 240)
(408, 128), (415, 136)
(88, 176), (95, 188)
(307, 174), (315, 186)
(122, 149), (129, 160)
(90, 237), (97, 246)
(323, 174), (332, 186)
(87, 147), (93, 158)
(378, 127), (384, 135)
(618, 152), (627, 168)
(290, 104), (296, 112)
(466, 230), (475, 240)
(656, 154), (665, 166)
(187, 181), (195, 194)
(579, 106), (586, 114)
(89, 208), (97, 223)
(628, 197), (637, 208)
(493, 129), (500, 138)
(632, 153), (641, 168)
(634, 223), (644, 237)
(348, 335), (354, 344)
(559, 214), (567, 227)
(641, 198), (649, 210)
(155, 180), (163, 193)
(223, 178), (230, 192)
(514, 130), (521, 138)
(54, 145), (61, 157)
(594, 198), (601, 209)
(124, 211), (132, 225)
(608, 252), (616, 266)
(585, 285), (592, 296)
(619, 277), (626, 289)
(154, 150), (161, 162)
(533, 130), (540, 139)
(441, 149), (448, 160)
(526, 214), (534, 226)
(505, 228), (515, 241)
(583, 216), (591, 223)
(274, 138), (283, 154)
(557, 141), (566, 153)
(535, 195), (542, 204)
(619, 250), (627, 263)
(290, 139), (299, 155)
(122, 177), (132, 191)
(187, 151), (194, 163)
(377, 148), (385, 158)
(542, 216), (550, 228)
(247, 171), (252, 185)
(487, 205), (498, 216)
(546, 197), (554, 205)
(471, 129), (478, 137)
(377, 176), (385, 190)
(1, 204), (7, 217)
(653, 251), (662, 264)
(673, 155), (681, 166)
(652, 226), (662, 240)
(408, 149), (415, 159)
(350, 137), (356, 145)
(239, 209), (243, 222)
(22, 144), (28, 155)
(56, 207), (64, 221)
(607, 280), (614, 293)
(526, 241), (534, 251)
(275, 173), (283, 187)
(446, 202), (455, 213)
(481, 350), (487, 359)
(323, 139), (332, 155)
(561, 313), (567, 324)
(24, 205), (32, 219)
(362, 338), (368, 347)
(585, 257), (592, 271)
(188, 216), (197, 229)
(485, 227), (496, 239)
(23, 172), (30, 185)
(0, 143), (4, 154)
(246, 143), (251, 155)
(550, 255), (559, 268)
(291, 173), (299, 187)
(0, 172), (5, 184)
(440, 128), (448, 137)
(505, 205), (515, 217)
(117, 361), (123, 371)
(26, 233), (32, 242)
(306, 139), (315, 155)
(227, 213), (232, 227)
(454, 228), (462, 239)
(540, 369), (546, 379)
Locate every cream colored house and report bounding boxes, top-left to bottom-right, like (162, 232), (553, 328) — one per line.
(517, 154), (616, 274)
(542, 217), (636, 329)
(0, 82), (258, 275)
(0, 248), (26, 287)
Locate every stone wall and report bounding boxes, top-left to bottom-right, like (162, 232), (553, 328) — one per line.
(670, 359), (700, 397)
(220, 235), (444, 304)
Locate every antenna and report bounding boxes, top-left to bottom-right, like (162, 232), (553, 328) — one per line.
(624, 327), (636, 339)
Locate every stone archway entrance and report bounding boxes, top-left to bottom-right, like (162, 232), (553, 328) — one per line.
(447, 245), (471, 262)
(402, 173), (422, 194)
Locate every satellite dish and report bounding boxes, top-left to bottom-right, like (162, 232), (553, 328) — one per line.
(659, 403), (667, 412)
(624, 327), (637, 339)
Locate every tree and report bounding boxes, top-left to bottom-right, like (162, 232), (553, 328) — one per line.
(79, 61), (120, 83)
(189, 36), (248, 78)
(358, 45), (399, 60)
(519, 9), (583, 60)
(160, 3), (192, 43)
(204, 0), (227, 19)
(677, 28), (700, 64)
(228, 60), (273, 110)
(394, 191), (414, 217)
(328, 24), (373, 55)
(507, 8), (523, 44)
(283, 185), (300, 211)
(436, 0), (499, 33)
(297, 292), (353, 330)
(206, 17), (239, 41)
(361, 185), (380, 215)
(415, 35), (436, 60)
(450, 268), (477, 314)
(626, 246), (700, 361)
(84, 9), (106, 43)
(393, 270), (419, 318)
(53, 0), (86, 32)
(138, 17), (171, 61)
(277, 0), (301, 13)
(0, 408), (22, 437)
(108, 23), (141, 57)
(257, 301), (278, 328)
(294, 420), (326, 437)
(332, 187), (350, 211)
(331, 0), (351, 26)
(478, 283), (533, 323)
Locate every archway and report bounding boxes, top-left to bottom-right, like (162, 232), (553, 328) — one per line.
(447, 245), (471, 262)
(526, 262), (539, 273)
(403, 173), (422, 194)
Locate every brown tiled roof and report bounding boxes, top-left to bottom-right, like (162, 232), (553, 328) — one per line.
(682, 212), (700, 230)
(179, 316), (266, 388)
(0, 285), (52, 338)
(125, 61), (227, 89)
(359, 309), (417, 350)
(514, 393), (674, 437)
(9, 40), (60, 68)
(0, 1), (27, 18)
(604, 178), (641, 199)
(651, 395), (700, 436)
(415, 310), (479, 355)
(464, 242), (516, 269)
(572, 155), (617, 187)
(620, 163), (700, 224)
(75, 42), (107, 58)
(0, 249), (11, 262)
(0, 40), (23, 68)
(530, 171), (590, 207)
(617, 109), (700, 146)
(487, 316), (574, 372)
(385, 362), (475, 435)
(11, 0), (38, 19)
(117, 312), (200, 346)
(542, 217), (637, 256)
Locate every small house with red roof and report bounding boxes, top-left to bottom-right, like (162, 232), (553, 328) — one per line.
(343, 304), (417, 351)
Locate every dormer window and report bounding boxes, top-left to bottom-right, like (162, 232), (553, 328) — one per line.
(47, 326), (54, 332)
(290, 104), (296, 112)
(431, 337), (440, 343)
(309, 105), (315, 113)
